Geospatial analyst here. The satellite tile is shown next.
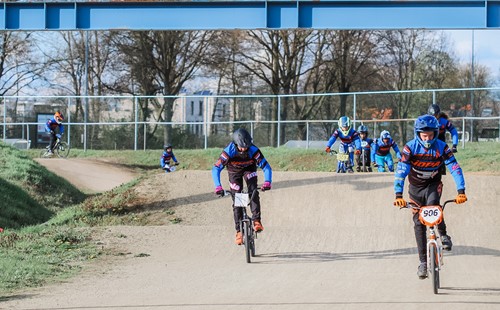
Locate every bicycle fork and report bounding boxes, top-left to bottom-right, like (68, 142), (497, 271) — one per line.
(426, 227), (443, 271)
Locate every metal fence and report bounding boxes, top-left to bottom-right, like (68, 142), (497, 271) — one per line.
(1, 87), (500, 150)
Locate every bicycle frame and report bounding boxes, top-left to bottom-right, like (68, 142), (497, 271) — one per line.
(330, 150), (351, 173)
(232, 189), (260, 263)
(405, 199), (455, 294)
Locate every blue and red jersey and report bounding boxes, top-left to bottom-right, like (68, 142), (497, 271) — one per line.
(160, 151), (178, 167)
(372, 138), (401, 161)
(394, 139), (465, 195)
(437, 116), (459, 146)
(212, 142), (272, 187)
(326, 128), (361, 150)
(45, 118), (64, 135)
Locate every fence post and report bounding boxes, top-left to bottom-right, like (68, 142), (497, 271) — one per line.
(277, 95), (281, 147)
(306, 121), (309, 149)
(144, 123), (147, 151)
(67, 97), (71, 146)
(134, 96), (138, 151)
(353, 94), (357, 125)
(204, 96), (208, 149)
(3, 98), (6, 141)
(250, 121), (254, 138)
(462, 117), (466, 149)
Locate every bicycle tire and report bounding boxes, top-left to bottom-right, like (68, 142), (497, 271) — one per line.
(56, 141), (70, 158)
(249, 227), (256, 257)
(430, 244), (439, 294)
(40, 148), (49, 158)
(243, 221), (251, 263)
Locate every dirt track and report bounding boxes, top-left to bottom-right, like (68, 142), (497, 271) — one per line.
(2, 161), (500, 309)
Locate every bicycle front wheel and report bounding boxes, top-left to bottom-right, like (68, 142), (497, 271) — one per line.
(56, 141), (70, 158)
(243, 221), (251, 263)
(430, 244), (439, 294)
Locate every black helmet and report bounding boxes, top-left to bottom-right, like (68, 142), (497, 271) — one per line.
(232, 128), (252, 148)
(164, 144), (172, 151)
(428, 104), (441, 116)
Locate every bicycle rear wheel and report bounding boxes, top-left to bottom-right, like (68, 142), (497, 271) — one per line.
(56, 141), (70, 158)
(243, 221), (251, 263)
(430, 244), (439, 294)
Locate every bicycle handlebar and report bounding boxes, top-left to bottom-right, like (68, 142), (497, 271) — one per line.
(401, 199), (457, 210)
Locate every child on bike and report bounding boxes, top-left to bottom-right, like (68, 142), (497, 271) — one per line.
(393, 115), (467, 279)
(160, 144), (179, 172)
(372, 130), (401, 172)
(428, 104), (459, 153)
(212, 128), (272, 245)
(355, 125), (374, 172)
(325, 116), (361, 173)
(45, 111), (65, 156)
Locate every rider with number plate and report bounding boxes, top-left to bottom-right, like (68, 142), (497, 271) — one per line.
(212, 128), (273, 245)
(45, 111), (65, 156)
(355, 125), (374, 172)
(325, 116), (362, 173)
(393, 115), (467, 279)
(372, 130), (401, 172)
(160, 144), (179, 172)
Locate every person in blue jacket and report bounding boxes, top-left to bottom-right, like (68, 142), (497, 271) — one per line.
(372, 130), (401, 172)
(428, 104), (459, 153)
(45, 111), (64, 156)
(394, 115), (467, 279)
(355, 125), (374, 172)
(212, 128), (272, 245)
(160, 144), (179, 172)
(325, 116), (361, 173)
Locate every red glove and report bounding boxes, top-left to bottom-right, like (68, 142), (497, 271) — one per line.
(325, 147), (331, 153)
(261, 181), (272, 191)
(354, 150), (361, 155)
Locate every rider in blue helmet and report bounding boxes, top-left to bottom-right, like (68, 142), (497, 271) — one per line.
(372, 130), (401, 172)
(325, 116), (362, 173)
(355, 125), (374, 172)
(394, 115), (467, 279)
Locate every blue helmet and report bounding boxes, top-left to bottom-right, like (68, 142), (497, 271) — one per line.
(338, 116), (351, 135)
(357, 125), (368, 134)
(380, 130), (391, 140)
(414, 115), (439, 149)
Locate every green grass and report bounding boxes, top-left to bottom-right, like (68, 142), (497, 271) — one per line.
(30, 142), (500, 173)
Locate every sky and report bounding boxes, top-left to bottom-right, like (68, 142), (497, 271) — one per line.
(445, 29), (500, 82)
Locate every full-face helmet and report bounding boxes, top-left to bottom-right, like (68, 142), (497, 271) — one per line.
(414, 115), (439, 149)
(54, 111), (64, 124)
(357, 125), (368, 134)
(427, 104), (441, 116)
(338, 116), (351, 135)
(232, 128), (252, 149)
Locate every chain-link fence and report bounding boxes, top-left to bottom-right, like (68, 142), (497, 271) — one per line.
(1, 87), (499, 150)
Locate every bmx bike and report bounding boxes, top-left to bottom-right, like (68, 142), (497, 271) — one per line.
(358, 141), (372, 172)
(330, 150), (352, 173)
(40, 138), (70, 158)
(163, 162), (179, 173)
(234, 190), (260, 263)
(402, 199), (457, 294)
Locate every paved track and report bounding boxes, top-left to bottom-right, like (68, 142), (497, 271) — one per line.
(2, 165), (500, 309)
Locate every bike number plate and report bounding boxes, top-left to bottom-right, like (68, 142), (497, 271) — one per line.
(361, 141), (368, 148)
(337, 153), (350, 161)
(418, 205), (443, 226)
(234, 193), (249, 207)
